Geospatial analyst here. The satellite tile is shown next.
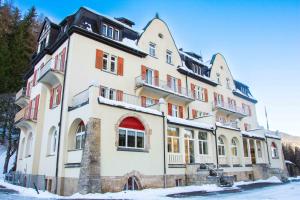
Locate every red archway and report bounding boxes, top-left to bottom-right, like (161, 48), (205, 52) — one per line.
(119, 117), (145, 131)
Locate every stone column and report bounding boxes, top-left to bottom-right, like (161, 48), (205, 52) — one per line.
(78, 118), (101, 194)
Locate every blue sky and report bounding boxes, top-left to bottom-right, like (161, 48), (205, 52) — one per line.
(15, 0), (300, 136)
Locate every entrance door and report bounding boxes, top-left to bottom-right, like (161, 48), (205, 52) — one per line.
(184, 130), (195, 164)
(249, 140), (256, 164)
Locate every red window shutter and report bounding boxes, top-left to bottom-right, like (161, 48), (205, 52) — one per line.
(141, 65), (147, 80)
(168, 103), (172, 116)
(95, 49), (103, 69)
(54, 55), (58, 70)
(192, 109), (197, 119)
(26, 81), (30, 96)
(27, 100), (32, 119)
(49, 88), (54, 109)
(214, 92), (217, 105)
(191, 83), (195, 98)
(204, 88), (208, 102)
(154, 70), (159, 86)
(177, 79), (182, 94)
(33, 95), (40, 120)
(116, 90), (123, 101)
(167, 75), (171, 88)
(141, 96), (146, 107)
(60, 47), (66, 71)
(179, 106), (183, 118)
(57, 85), (62, 105)
(117, 57), (124, 76)
(33, 70), (37, 86)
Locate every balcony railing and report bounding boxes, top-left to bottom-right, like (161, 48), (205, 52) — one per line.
(135, 76), (194, 100)
(15, 88), (28, 100)
(37, 58), (64, 81)
(213, 102), (247, 116)
(168, 153), (184, 164)
(216, 121), (239, 129)
(70, 89), (89, 108)
(14, 105), (35, 123)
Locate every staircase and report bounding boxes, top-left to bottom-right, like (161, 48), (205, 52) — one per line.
(186, 163), (234, 187)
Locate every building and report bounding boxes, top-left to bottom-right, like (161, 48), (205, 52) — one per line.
(14, 7), (286, 195)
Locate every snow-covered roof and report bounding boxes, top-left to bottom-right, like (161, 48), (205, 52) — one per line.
(98, 96), (162, 116)
(265, 132), (281, 139)
(233, 88), (257, 101)
(241, 130), (265, 139)
(167, 116), (214, 130)
(216, 122), (240, 131)
(178, 65), (217, 84)
(179, 50), (211, 68)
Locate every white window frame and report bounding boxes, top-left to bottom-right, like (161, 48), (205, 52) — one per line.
(218, 137), (226, 156)
(107, 26), (113, 38)
(256, 140), (262, 158)
(172, 104), (178, 117)
(217, 73), (221, 85)
(166, 50), (172, 64)
(198, 132), (208, 155)
(114, 29), (119, 40)
(243, 138), (249, 157)
(100, 86), (116, 100)
(26, 133), (33, 157)
(170, 76), (178, 92)
(103, 53), (109, 71)
(149, 43), (156, 57)
(75, 123), (86, 150)
(118, 128), (145, 149)
(145, 97), (154, 107)
(231, 138), (238, 157)
(110, 55), (117, 73)
(102, 24), (108, 36)
(167, 127), (180, 153)
(271, 142), (279, 159)
(49, 129), (57, 155)
(195, 86), (205, 101)
(145, 68), (153, 85)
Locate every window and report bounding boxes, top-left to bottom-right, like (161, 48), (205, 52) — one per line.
(271, 142), (278, 159)
(19, 138), (25, 159)
(257, 140), (262, 158)
(75, 121), (86, 150)
(52, 85), (61, 107)
(149, 43), (156, 57)
(110, 55), (117, 73)
(193, 110), (209, 119)
(228, 98), (236, 110)
(198, 132), (208, 155)
(226, 78), (231, 89)
(195, 86), (205, 101)
(231, 138), (238, 156)
(103, 53), (108, 70)
(113, 29), (119, 40)
(244, 123), (251, 131)
(102, 23), (119, 41)
(243, 138), (249, 157)
(217, 73), (221, 84)
(48, 128), (57, 155)
(216, 94), (223, 106)
(167, 127), (180, 153)
(218, 136), (225, 156)
(145, 98), (154, 107)
(172, 104), (178, 117)
(145, 68), (153, 85)
(101, 24), (107, 35)
(175, 179), (183, 187)
(100, 86), (116, 100)
(107, 26), (113, 38)
(26, 132), (33, 157)
(169, 76), (178, 92)
(166, 50), (172, 64)
(102, 53), (117, 73)
(124, 176), (139, 190)
(118, 117), (145, 149)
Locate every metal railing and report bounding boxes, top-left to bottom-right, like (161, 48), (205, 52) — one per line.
(213, 102), (247, 116)
(37, 57), (64, 80)
(217, 121), (239, 129)
(135, 76), (194, 99)
(15, 87), (28, 100)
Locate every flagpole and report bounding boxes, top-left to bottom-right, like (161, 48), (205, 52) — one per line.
(265, 106), (269, 130)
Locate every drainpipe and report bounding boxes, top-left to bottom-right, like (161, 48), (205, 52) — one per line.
(162, 112), (167, 188)
(55, 32), (71, 194)
(214, 126), (219, 169)
(265, 137), (271, 165)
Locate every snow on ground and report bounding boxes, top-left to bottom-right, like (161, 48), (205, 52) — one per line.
(233, 176), (282, 186)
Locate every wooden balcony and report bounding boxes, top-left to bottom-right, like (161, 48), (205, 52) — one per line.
(15, 106), (36, 129)
(135, 76), (194, 103)
(37, 58), (64, 87)
(15, 87), (29, 108)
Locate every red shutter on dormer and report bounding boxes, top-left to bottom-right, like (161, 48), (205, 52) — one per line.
(214, 92), (217, 105)
(33, 70), (37, 86)
(33, 95), (40, 120)
(179, 106), (183, 118)
(54, 55), (58, 70)
(57, 85), (62, 105)
(168, 103), (172, 116)
(95, 49), (103, 69)
(167, 75), (171, 88)
(116, 90), (123, 101)
(117, 57), (124, 76)
(192, 109), (197, 119)
(204, 88), (208, 102)
(191, 83), (195, 99)
(60, 47), (66, 72)
(177, 79), (182, 94)
(49, 88), (54, 109)
(141, 65), (147, 80)
(154, 70), (159, 86)
(141, 96), (146, 107)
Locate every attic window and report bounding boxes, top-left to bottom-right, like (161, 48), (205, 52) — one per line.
(158, 33), (163, 38)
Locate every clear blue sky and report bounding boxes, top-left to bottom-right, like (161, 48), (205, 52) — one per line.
(15, 0), (300, 136)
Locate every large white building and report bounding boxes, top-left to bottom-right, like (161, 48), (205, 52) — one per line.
(14, 7), (286, 195)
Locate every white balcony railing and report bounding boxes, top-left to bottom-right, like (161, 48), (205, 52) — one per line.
(38, 58), (64, 80)
(135, 76), (194, 99)
(216, 121), (239, 129)
(70, 89), (89, 108)
(15, 87), (28, 100)
(168, 153), (184, 164)
(213, 102), (247, 116)
(67, 150), (83, 163)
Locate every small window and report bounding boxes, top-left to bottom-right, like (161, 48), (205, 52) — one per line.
(218, 136), (225, 156)
(75, 121), (86, 150)
(195, 86), (205, 101)
(103, 53), (108, 70)
(171, 104), (178, 117)
(243, 138), (249, 157)
(101, 24), (107, 36)
(231, 138), (238, 156)
(107, 26), (113, 38)
(198, 132), (208, 155)
(110, 55), (117, 73)
(217, 73), (221, 85)
(166, 50), (172, 64)
(257, 140), (262, 158)
(100, 86), (116, 100)
(149, 43), (156, 57)
(271, 142), (278, 159)
(124, 177), (139, 190)
(113, 29), (119, 40)
(175, 179), (182, 187)
(226, 78), (231, 89)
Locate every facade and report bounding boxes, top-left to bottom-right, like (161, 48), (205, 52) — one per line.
(14, 7), (286, 195)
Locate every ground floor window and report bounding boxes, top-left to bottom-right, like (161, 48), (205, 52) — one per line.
(198, 131), (208, 155)
(218, 136), (226, 156)
(231, 138), (238, 156)
(175, 179), (183, 186)
(256, 140), (262, 158)
(75, 121), (86, 150)
(243, 138), (249, 157)
(124, 176), (139, 190)
(167, 127), (180, 153)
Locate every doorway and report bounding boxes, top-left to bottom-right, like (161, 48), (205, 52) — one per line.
(184, 130), (195, 164)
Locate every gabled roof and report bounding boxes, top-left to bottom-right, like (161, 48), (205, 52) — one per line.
(37, 17), (60, 41)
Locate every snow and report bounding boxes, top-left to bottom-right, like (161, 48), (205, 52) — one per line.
(265, 133), (281, 139)
(179, 50), (212, 68)
(167, 116), (214, 130)
(178, 65), (217, 84)
(285, 160), (295, 165)
(0, 145), (16, 176)
(233, 89), (257, 101)
(234, 176), (282, 186)
(216, 122), (240, 131)
(98, 96), (162, 116)
(241, 130), (266, 139)
(122, 38), (139, 49)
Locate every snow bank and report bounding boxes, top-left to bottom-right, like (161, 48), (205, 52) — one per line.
(234, 176), (282, 186)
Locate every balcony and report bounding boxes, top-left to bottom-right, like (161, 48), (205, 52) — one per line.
(213, 102), (247, 119)
(135, 76), (194, 103)
(37, 58), (64, 86)
(15, 88), (29, 108)
(216, 121), (240, 130)
(14, 106), (36, 129)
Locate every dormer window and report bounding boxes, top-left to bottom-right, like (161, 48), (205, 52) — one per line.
(149, 42), (156, 57)
(101, 23), (120, 41)
(217, 73), (221, 85)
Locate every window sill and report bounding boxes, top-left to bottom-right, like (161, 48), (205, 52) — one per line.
(46, 154), (55, 157)
(149, 55), (158, 59)
(272, 157), (279, 160)
(68, 149), (83, 152)
(101, 69), (117, 75)
(117, 147), (148, 153)
(167, 62), (174, 66)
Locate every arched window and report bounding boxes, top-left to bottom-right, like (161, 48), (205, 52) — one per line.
(271, 142), (278, 159)
(75, 121), (86, 150)
(19, 138), (25, 159)
(26, 132), (33, 157)
(124, 176), (139, 190)
(118, 117), (145, 149)
(48, 128), (57, 155)
(231, 138), (238, 156)
(218, 136), (225, 156)
(198, 132), (208, 155)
